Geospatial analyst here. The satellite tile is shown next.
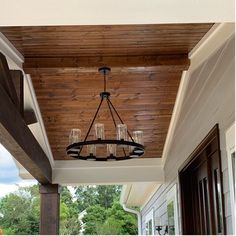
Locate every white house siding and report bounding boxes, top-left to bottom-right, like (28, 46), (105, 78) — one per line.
(141, 182), (179, 234)
(141, 35), (235, 235)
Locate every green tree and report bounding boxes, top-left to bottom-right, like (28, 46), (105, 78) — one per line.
(78, 185), (138, 235)
(75, 185), (122, 211)
(82, 204), (107, 235)
(0, 185), (40, 235)
(60, 187), (80, 235)
(0, 185), (80, 235)
(82, 201), (138, 235)
(96, 185), (121, 209)
(96, 217), (123, 235)
(0, 184), (138, 235)
(106, 200), (138, 235)
(75, 186), (98, 212)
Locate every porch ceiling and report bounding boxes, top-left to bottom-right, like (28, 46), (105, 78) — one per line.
(0, 24), (213, 160)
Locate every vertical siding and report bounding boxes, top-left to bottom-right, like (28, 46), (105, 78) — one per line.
(141, 35), (235, 235)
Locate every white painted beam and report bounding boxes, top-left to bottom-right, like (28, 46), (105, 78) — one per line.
(53, 158), (164, 185)
(0, 0), (234, 26)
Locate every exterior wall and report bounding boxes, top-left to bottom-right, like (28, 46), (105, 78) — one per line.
(141, 182), (179, 235)
(141, 35), (235, 234)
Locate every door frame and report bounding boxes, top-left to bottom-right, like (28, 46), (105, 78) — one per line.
(178, 124), (226, 234)
(225, 123), (235, 235)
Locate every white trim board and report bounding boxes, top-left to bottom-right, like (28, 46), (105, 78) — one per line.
(0, 32), (24, 69)
(145, 208), (155, 235)
(53, 158), (164, 185)
(161, 71), (189, 164)
(225, 123), (235, 235)
(189, 23), (235, 71)
(24, 74), (55, 167)
(0, 0), (234, 26)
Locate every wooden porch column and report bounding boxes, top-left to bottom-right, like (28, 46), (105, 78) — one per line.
(39, 184), (60, 235)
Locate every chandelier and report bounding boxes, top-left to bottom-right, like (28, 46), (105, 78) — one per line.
(66, 67), (145, 161)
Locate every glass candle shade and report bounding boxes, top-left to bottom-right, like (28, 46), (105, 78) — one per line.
(69, 128), (81, 144)
(95, 123), (105, 140)
(129, 137), (134, 153)
(87, 145), (96, 156)
(117, 124), (127, 141)
(133, 130), (144, 145)
(129, 137), (140, 157)
(107, 144), (116, 157)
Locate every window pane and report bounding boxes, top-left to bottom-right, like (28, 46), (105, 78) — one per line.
(214, 169), (223, 233)
(149, 220), (152, 235)
(145, 222), (149, 235)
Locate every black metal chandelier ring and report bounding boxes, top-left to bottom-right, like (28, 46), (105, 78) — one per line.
(66, 139), (144, 161)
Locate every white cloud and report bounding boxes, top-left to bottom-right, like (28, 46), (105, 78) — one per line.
(0, 143), (11, 162)
(0, 144), (21, 184)
(0, 144), (37, 198)
(0, 179), (37, 199)
(0, 184), (18, 198)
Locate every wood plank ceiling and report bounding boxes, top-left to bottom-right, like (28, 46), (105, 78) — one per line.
(0, 24), (213, 160)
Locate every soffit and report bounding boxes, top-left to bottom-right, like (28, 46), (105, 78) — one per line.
(0, 24), (213, 160)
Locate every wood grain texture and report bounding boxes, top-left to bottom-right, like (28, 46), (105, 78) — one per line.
(0, 23), (213, 160)
(23, 54), (190, 71)
(40, 184), (60, 235)
(0, 81), (51, 183)
(10, 70), (24, 116)
(0, 53), (19, 109)
(0, 24), (213, 57)
(28, 69), (181, 160)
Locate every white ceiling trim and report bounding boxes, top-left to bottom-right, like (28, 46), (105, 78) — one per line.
(24, 74), (55, 167)
(0, 0), (234, 26)
(53, 158), (164, 185)
(161, 71), (189, 165)
(0, 32), (24, 69)
(189, 23), (235, 71)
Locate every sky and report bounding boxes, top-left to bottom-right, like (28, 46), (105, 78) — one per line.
(0, 143), (37, 198)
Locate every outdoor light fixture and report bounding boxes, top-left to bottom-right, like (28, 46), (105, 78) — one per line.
(155, 225), (168, 235)
(66, 67), (145, 161)
(155, 217), (169, 235)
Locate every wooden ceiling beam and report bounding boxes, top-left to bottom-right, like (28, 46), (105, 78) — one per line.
(24, 109), (38, 125)
(0, 54), (52, 183)
(10, 70), (24, 116)
(0, 53), (19, 108)
(23, 54), (190, 71)
(0, 84), (52, 183)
